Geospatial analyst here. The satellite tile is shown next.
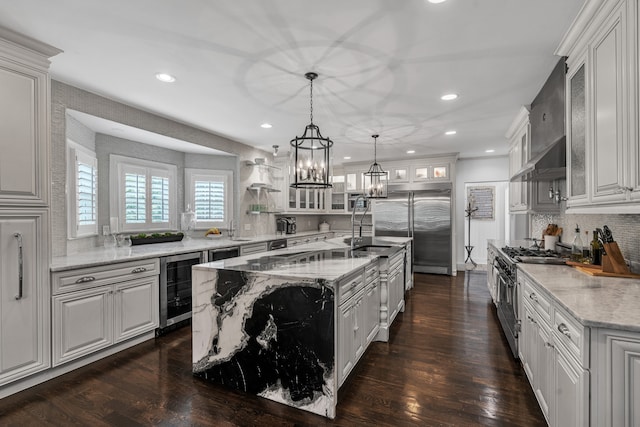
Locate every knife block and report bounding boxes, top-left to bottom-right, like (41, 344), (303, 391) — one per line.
(602, 242), (631, 274)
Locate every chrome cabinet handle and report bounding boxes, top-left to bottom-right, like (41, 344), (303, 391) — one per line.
(14, 233), (23, 300)
(131, 267), (147, 274)
(75, 276), (96, 283)
(545, 342), (555, 349)
(557, 323), (571, 338)
(529, 293), (538, 302)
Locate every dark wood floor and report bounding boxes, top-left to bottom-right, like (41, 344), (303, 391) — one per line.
(0, 272), (545, 426)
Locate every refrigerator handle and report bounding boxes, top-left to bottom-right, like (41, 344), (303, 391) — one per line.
(408, 193), (414, 238)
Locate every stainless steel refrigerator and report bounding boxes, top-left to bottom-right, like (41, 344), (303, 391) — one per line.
(373, 182), (452, 275)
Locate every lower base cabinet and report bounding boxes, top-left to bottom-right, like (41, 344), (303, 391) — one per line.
(519, 271), (589, 427)
(53, 276), (158, 366)
(337, 263), (380, 387)
(592, 329), (640, 427)
(51, 259), (160, 367)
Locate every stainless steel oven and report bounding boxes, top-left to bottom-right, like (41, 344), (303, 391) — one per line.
(494, 254), (519, 358)
(158, 251), (204, 333)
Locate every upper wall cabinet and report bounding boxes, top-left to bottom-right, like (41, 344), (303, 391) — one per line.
(559, 0), (640, 212)
(0, 30), (60, 206)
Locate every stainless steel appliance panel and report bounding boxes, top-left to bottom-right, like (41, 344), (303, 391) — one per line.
(412, 189), (451, 275)
(373, 183), (452, 275)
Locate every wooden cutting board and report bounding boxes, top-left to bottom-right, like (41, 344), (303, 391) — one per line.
(573, 265), (640, 279)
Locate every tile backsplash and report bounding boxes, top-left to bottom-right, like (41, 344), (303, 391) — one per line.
(532, 212), (640, 270)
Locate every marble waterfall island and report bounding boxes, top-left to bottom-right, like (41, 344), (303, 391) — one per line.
(192, 249), (376, 419)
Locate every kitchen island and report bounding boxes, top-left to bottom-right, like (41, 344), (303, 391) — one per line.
(191, 237), (410, 419)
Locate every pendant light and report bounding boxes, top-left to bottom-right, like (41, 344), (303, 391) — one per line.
(290, 72), (333, 189)
(364, 134), (387, 198)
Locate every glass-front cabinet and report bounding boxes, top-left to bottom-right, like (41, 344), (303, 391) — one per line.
(567, 62), (587, 204)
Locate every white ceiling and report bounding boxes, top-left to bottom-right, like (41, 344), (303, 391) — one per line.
(0, 0), (584, 164)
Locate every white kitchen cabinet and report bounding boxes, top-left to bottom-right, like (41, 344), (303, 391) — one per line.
(560, 0), (640, 211)
(51, 260), (159, 366)
(591, 3), (627, 204)
(0, 33), (59, 206)
(337, 298), (355, 386)
(0, 210), (49, 386)
(404, 241), (413, 291)
(592, 328), (640, 427)
(519, 270), (590, 427)
(240, 242), (268, 255)
(506, 107), (530, 212)
(52, 286), (112, 365)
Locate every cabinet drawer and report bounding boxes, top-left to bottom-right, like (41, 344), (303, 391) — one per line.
(365, 263), (379, 285)
(338, 270), (364, 305)
(553, 306), (589, 367)
(52, 258), (160, 295)
(522, 279), (551, 324)
(240, 242), (267, 255)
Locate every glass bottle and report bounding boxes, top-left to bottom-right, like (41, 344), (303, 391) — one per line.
(590, 230), (602, 265)
(571, 225), (583, 262)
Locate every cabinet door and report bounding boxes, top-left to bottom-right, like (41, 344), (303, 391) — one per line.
(534, 322), (553, 423)
(353, 296), (366, 362)
(0, 214), (49, 385)
(337, 301), (355, 387)
(554, 346), (589, 427)
(52, 287), (113, 366)
(591, 7), (626, 203)
(520, 304), (536, 384)
(114, 277), (159, 342)
(365, 282), (380, 345)
(567, 62), (588, 202)
(0, 61), (48, 206)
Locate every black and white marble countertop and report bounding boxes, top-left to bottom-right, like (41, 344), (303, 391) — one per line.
(51, 230), (333, 272)
(194, 236), (411, 282)
(488, 240), (640, 333)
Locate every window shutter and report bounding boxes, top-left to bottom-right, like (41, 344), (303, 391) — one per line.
(125, 172), (146, 224)
(151, 175), (170, 223)
(76, 156), (97, 226)
(194, 180), (225, 221)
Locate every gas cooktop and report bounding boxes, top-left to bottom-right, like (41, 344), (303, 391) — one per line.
(500, 246), (567, 264)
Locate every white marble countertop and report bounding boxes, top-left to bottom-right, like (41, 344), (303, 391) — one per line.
(51, 230), (333, 272)
(193, 236), (412, 282)
(517, 263), (640, 333)
(489, 239), (640, 332)
(51, 231), (411, 273)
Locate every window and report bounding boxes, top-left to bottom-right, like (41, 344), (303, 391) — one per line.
(67, 141), (98, 238)
(110, 155), (177, 232)
(185, 169), (233, 229)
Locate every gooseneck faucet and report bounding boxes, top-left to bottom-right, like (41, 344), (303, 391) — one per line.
(350, 194), (371, 250)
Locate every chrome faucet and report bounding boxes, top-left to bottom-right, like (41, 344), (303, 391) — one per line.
(350, 194), (371, 250)
(228, 220), (236, 240)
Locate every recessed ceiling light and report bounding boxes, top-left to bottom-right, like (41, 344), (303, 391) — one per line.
(155, 73), (176, 83)
(343, 156), (351, 160)
(407, 150), (416, 154)
(428, 0), (447, 3)
(445, 130), (457, 135)
(485, 149), (495, 153)
(260, 123), (272, 129)
(440, 93), (458, 101)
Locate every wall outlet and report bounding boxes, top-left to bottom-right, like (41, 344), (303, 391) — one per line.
(102, 225), (111, 236)
(244, 223), (251, 231)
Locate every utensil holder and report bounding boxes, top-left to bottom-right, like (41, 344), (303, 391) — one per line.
(602, 242), (630, 274)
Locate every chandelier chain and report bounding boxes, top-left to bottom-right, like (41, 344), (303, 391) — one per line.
(309, 78), (313, 124)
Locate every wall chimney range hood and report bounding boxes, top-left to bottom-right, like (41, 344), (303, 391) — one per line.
(512, 58), (567, 182)
(510, 136), (566, 182)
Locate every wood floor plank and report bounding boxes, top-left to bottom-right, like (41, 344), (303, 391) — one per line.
(0, 271), (545, 426)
